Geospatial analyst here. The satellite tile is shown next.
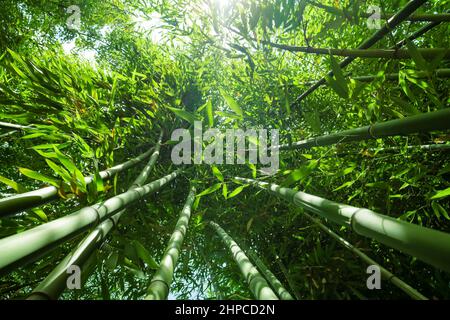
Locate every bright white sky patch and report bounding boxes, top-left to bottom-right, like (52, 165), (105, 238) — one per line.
(133, 12), (167, 44)
(62, 38), (98, 67)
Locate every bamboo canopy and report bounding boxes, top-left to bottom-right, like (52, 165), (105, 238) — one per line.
(145, 186), (196, 300)
(0, 147), (157, 217)
(209, 221), (279, 300)
(293, 0), (428, 105)
(302, 212), (427, 300)
(235, 177), (450, 273)
(278, 108), (450, 151)
(306, 0), (450, 22)
(0, 170), (180, 275)
(27, 134), (163, 300)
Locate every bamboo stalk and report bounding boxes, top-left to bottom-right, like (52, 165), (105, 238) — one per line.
(235, 177), (450, 273)
(27, 134), (163, 300)
(277, 108), (450, 151)
(300, 68), (450, 86)
(260, 41), (450, 60)
(145, 186), (196, 300)
(370, 143), (450, 153)
(208, 221), (279, 300)
(0, 169), (180, 276)
(306, 0), (450, 22)
(294, 0), (428, 105)
(245, 249), (294, 300)
(273, 253), (301, 300)
(0, 146), (157, 217)
(302, 212), (427, 300)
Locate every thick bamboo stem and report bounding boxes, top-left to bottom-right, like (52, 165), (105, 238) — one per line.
(261, 42), (450, 60)
(278, 108), (450, 151)
(27, 134), (163, 300)
(235, 177), (450, 273)
(245, 250), (294, 300)
(294, 0), (428, 104)
(0, 146), (157, 217)
(209, 221), (279, 300)
(145, 186), (196, 300)
(302, 212), (427, 300)
(0, 169), (180, 276)
(301, 68), (450, 86)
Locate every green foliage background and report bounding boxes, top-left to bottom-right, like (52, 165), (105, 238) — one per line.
(0, 0), (449, 299)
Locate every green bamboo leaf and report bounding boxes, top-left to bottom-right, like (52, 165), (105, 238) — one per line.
(18, 167), (60, 187)
(228, 185), (245, 198)
(283, 160), (318, 186)
(247, 163), (257, 179)
(45, 159), (72, 182)
(215, 111), (242, 120)
(325, 75), (348, 99)
(133, 240), (159, 269)
(33, 149), (58, 159)
(431, 187), (450, 200)
(431, 202), (442, 219)
(53, 146), (86, 191)
(197, 183), (222, 197)
(105, 252), (119, 270)
(31, 208), (48, 222)
(328, 55), (348, 98)
(222, 183), (228, 199)
(330, 55), (346, 86)
(21, 133), (47, 140)
(0, 174), (27, 193)
(212, 166), (224, 182)
(94, 172), (104, 192)
(219, 89), (243, 118)
(391, 96), (419, 116)
(247, 217), (254, 232)
(333, 180), (355, 192)
(405, 40), (429, 72)
(206, 99), (214, 127)
(167, 107), (198, 124)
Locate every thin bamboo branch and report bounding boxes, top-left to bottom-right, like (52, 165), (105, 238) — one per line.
(208, 221), (279, 300)
(0, 121), (34, 130)
(27, 133), (164, 300)
(235, 177), (450, 273)
(302, 212), (427, 300)
(300, 68), (450, 86)
(145, 186), (196, 300)
(260, 41), (450, 59)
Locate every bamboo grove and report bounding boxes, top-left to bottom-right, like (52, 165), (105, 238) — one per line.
(0, 0), (449, 300)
